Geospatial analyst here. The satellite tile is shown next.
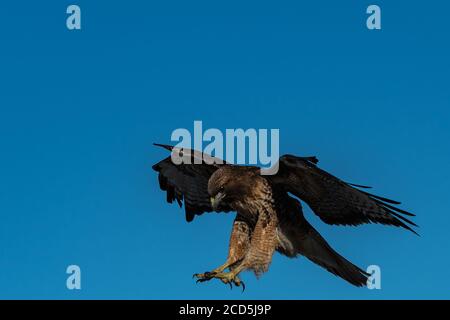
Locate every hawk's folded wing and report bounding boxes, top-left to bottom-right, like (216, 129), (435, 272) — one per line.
(297, 216), (370, 287)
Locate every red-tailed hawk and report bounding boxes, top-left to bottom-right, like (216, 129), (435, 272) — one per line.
(152, 143), (417, 290)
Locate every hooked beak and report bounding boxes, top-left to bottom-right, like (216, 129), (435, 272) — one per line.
(210, 192), (226, 211)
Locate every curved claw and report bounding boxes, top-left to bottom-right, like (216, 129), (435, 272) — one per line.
(194, 270), (246, 291)
(193, 271), (216, 281)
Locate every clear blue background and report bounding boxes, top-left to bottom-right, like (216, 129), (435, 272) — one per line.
(0, 0), (449, 299)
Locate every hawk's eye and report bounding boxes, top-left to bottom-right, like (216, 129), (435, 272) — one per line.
(219, 186), (225, 193)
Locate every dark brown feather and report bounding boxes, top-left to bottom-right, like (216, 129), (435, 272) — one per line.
(152, 144), (231, 221)
(270, 154), (418, 234)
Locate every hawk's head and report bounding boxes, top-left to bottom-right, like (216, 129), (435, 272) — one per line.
(208, 166), (264, 211)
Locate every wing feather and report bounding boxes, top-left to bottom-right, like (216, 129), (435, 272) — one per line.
(152, 144), (231, 222)
(276, 194), (369, 287)
(270, 154), (418, 234)
(297, 221), (370, 287)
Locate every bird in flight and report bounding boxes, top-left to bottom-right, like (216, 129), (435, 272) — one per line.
(152, 143), (417, 290)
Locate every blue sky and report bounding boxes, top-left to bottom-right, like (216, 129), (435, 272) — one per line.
(0, 1), (449, 299)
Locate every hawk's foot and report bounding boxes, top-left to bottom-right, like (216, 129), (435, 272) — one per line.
(193, 271), (217, 283)
(216, 271), (245, 291)
(194, 271), (245, 291)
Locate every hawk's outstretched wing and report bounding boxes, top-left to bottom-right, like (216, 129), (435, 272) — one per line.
(152, 144), (231, 222)
(270, 154), (418, 234)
